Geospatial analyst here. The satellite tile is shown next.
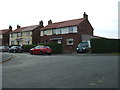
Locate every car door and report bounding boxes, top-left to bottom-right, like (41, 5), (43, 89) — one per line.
(44, 46), (51, 53)
(33, 48), (40, 54)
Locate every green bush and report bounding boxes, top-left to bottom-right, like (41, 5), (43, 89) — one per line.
(22, 44), (37, 52)
(91, 38), (120, 53)
(22, 43), (63, 54)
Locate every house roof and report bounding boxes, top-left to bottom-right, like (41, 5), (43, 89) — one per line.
(41, 18), (85, 30)
(11, 25), (39, 33)
(0, 29), (11, 34)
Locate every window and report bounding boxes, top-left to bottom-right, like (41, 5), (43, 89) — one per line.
(67, 38), (74, 45)
(58, 40), (62, 44)
(56, 29), (61, 34)
(40, 31), (44, 36)
(11, 41), (14, 45)
(69, 26), (78, 33)
(73, 26), (78, 33)
(53, 29), (57, 34)
(25, 41), (30, 45)
(61, 28), (69, 34)
(0, 35), (3, 38)
(17, 32), (22, 37)
(69, 27), (73, 33)
(44, 40), (48, 44)
(26, 32), (30, 36)
(47, 30), (53, 35)
(11, 34), (13, 38)
(44, 31), (47, 35)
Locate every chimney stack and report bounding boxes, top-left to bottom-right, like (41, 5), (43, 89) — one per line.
(83, 12), (88, 19)
(17, 25), (21, 29)
(39, 20), (43, 27)
(48, 20), (52, 25)
(9, 25), (12, 30)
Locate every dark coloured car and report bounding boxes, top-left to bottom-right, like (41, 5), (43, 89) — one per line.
(8, 46), (23, 53)
(30, 45), (52, 55)
(76, 41), (91, 53)
(0, 46), (9, 52)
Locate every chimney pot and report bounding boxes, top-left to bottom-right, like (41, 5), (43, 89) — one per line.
(48, 20), (52, 25)
(9, 25), (12, 30)
(39, 20), (43, 27)
(83, 12), (88, 19)
(17, 25), (21, 29)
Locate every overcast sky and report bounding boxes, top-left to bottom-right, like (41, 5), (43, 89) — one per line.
(0, 0), (119, 39)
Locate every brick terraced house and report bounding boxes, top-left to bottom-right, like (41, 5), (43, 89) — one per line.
(0, 26), (12, 46)
(39, 12), (94, 53)
(10, 21), (43, 45)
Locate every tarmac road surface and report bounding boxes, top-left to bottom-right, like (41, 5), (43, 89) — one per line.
(2, 53), (118, 88)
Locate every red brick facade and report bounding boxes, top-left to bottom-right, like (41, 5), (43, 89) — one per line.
(0, 27), (12, 46)
(39, 13), (94, 53)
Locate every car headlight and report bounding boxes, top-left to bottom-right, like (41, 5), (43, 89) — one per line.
(76, 48), (79, 50)
(83, 48), (86, 50)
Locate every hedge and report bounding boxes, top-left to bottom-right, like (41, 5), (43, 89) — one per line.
(91, 38), (120, 53)
(22, 43), (63, 54)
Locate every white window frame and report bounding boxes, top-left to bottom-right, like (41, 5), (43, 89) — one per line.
(0, 34), (3, 39)
(67, 38), (74, 45)
(40, 31), (44, 36)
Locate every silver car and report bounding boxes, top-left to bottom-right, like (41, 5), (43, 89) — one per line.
(0, 46), (9, 52)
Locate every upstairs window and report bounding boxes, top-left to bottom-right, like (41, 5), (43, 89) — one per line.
(17, 32), (22, 37)
(40, 31), (44, 36)
(69, 26), (78, 33)
(44, 31), (47, 35)
(26, 32), (31, 37)
(73, 26), (78, 33)
(53, 29), (57, 34)
(69, 27), (73, 33)
(56, 29), (61, 34)
(11, 34), (13, 38)
(47, 30), (53, 35)
(61, 28), (69, 34)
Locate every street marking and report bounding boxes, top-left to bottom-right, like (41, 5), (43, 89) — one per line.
(89, 82), (96, 86)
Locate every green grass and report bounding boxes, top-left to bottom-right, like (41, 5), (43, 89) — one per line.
(111, 52), (120, 55)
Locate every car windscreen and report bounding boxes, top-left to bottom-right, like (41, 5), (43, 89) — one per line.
(78, 42), (88, 48)
(0, 46), (8, 49)
(11, 46), (20, 49)
(35, 46), (44, 49)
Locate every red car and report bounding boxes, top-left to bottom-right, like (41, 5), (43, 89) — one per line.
(30, 45), (52, 55)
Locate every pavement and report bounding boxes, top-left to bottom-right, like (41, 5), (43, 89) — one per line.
(0, 52), (12, 63)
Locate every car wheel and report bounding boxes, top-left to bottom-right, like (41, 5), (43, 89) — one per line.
(8, 50), (10, 53)
(20, 50), (23, 53)
(48, 53), (51, 55)
(14, 50), (16, 53)
(30, 51), (33, 55)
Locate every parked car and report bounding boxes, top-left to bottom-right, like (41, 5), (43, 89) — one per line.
(0, 46), (9, 52)
(30, 45), (52, 55)
(8, 46), (23, 53)
(76, 41), (91, 53)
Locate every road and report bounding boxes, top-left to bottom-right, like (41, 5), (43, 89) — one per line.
(2, 53), (118, 88)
